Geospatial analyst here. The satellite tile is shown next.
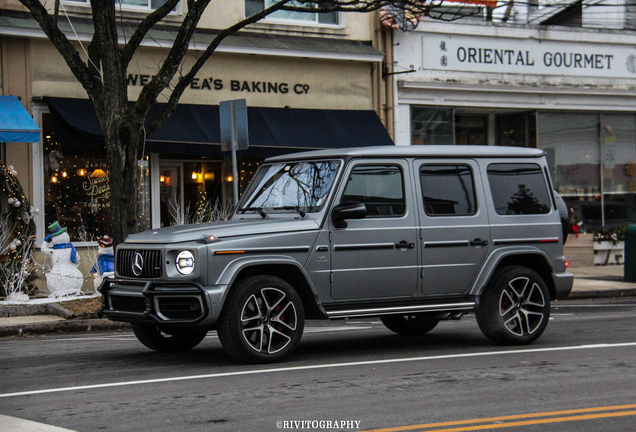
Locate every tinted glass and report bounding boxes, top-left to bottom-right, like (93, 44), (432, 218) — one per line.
(341, 165), (404, 217)
(488, 163), (551, 215)
(238, 160), (340, 213)
(421, 165), (476, 216)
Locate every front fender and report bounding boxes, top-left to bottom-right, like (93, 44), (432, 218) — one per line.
(214, 255), (308, 286)
(213, 255), (327, 318)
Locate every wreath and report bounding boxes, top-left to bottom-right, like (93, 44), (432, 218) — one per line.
(0, 162), (37, 298)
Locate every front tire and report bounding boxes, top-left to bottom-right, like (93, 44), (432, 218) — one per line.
(217, 275), (305, 364)
(131, 323), (207, 352)
(381, 314), (439, 335)
(476, 266), (550, 345)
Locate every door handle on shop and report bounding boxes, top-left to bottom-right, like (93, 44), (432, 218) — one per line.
(396, 241), (415, 249)
(470, 238), (488, 247)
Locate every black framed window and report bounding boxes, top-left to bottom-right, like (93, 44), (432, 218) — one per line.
(341, 165), (405, 217)
(488, 163), (551, 215)
(421, 165), (477, 216)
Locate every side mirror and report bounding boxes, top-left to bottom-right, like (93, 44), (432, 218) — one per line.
(332, 201), (367, 228)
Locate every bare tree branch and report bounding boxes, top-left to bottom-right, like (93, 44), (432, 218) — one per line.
(18, 0), (100, 97)
(143, 0), (293, 134)
(121, 0), (182, 68)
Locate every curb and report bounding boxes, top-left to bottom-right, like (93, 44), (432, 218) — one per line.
(566, 288), (636, 300)
(0, 318), (131, 337)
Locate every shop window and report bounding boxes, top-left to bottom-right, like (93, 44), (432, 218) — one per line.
(63, 0), (176, 12)
(341, 165), (405, 217)
(497, 113), (536, 147)
(455, 115), (487, 146)
(411, 107), (454, 145)
(420, 165), (476, 216)
(536, 112), (636, 231)
(487, 163), (551, 215)
(159, 161), (227, 227)
(246, 0), (339, 25)
(42, 113), (150, 242)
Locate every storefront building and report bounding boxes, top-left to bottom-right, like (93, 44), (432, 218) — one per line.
(392, 17), (636, 231)
(1, 1), (393, 254)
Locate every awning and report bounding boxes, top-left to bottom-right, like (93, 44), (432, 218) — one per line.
(45, 97), (393, 157)
(0, 95), (40, 142)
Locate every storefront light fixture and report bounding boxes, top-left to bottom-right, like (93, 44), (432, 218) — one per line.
(226, 175), (233, 182)
(77, 168), (87, 176)
(90, 168), (107, 178)
(61, 171), (68, 178)
(51, 174), (58, 183)
(161, 172), (171, 186)
(191, 164), (201, 181)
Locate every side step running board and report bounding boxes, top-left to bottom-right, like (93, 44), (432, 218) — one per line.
(325, 302), (476, 319)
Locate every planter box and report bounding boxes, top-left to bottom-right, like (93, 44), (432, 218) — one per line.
(594, 241), (625, 265)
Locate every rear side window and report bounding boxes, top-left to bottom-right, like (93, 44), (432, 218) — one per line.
(488, 163), (551, 215)
(341, 165), (405, 217)
(420, 165), (477, 216)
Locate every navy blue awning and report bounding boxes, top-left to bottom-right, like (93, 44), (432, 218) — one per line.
(0, 95), (40, 142)
(44, 97), (393, 157)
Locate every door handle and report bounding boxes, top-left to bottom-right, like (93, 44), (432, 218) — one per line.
(470, 238), (488, 247)
(396, 241), (415, 249)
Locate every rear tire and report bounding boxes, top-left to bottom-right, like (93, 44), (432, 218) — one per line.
(217, 275), (305, 364)
(131, 323), (207, 352)
(476, 266), (550, 345)
(381, 313), (439, 335)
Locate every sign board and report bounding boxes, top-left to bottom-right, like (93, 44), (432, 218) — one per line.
(422, 34), (636, 79)
(220, 99), (249, 151)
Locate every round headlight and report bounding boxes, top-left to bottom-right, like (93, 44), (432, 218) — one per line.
(176, 251), (195, 275)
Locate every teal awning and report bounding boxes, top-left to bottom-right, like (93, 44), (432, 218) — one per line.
(0, 95), (40, 142)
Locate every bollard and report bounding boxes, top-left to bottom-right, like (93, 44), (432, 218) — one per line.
(624, 225), (636, 282)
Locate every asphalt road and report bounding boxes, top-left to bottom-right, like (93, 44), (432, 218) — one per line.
(0, 298), (635, 432)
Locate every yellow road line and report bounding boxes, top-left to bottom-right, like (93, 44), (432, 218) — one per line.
(364, 405), (636, 432)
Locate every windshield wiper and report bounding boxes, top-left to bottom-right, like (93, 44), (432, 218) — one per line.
(271, 206), (307, 218)
(239, 207), (267, 218)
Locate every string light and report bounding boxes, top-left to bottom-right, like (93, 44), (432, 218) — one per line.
(1, 161), (37, 299)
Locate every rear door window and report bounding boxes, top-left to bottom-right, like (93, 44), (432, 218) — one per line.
(420, 165), (477, 216)
(487, 163), (551, 215)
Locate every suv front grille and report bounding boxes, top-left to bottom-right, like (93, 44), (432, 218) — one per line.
(116, 249), (163, 278)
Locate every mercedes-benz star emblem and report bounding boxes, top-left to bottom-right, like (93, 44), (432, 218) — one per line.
(132, 252), (144, 277)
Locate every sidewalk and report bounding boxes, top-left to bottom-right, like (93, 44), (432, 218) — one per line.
(566, 264), (636, 299)
(1, 265), (635, 337)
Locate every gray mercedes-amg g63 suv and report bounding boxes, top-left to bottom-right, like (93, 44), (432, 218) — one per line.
(100, 146), (573, 363)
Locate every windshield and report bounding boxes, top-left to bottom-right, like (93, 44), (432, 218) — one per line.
(238, 160), (341, 214)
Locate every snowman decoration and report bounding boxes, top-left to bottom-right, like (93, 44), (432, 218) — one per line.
(91, 235), (114, 291)
(41, 221), (84, 298)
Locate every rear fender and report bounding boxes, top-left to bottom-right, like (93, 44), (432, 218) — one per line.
(471, 247), (554, 297)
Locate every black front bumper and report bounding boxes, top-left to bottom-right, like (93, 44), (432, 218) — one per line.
(99, 278), (211, 326)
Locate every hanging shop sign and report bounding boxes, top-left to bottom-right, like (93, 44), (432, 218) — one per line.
(126, 75), (310, 95)
(422, 33), (636, 78)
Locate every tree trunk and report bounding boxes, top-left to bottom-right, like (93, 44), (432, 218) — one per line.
(103, 119), (144, 246)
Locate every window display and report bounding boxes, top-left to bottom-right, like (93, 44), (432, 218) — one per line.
(42, 113), (151, 242)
